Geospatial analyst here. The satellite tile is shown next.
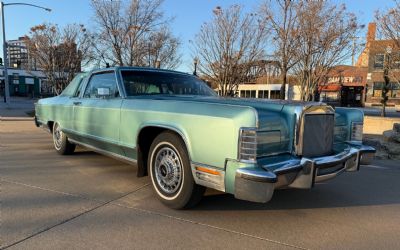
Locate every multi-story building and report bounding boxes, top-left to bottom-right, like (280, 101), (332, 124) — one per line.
(356, 23), (400, 106)
(6, 37), (82, 72)
(6, 37), (36, 69)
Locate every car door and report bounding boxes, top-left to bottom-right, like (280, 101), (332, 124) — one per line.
(59, 73), (87, 131)
(73, 71), (124, 156)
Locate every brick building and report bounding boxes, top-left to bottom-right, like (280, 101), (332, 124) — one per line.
(319, 65), (368, 107)
(356, 23), (400, 106)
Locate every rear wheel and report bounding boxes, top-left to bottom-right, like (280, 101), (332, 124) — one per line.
(148, 131), (205, 209)
(52, 122), (76, 155)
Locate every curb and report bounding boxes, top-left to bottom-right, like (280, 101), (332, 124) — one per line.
(0, 116), (34, 121)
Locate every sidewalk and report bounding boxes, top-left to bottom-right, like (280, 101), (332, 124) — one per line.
(0, 96), (36, 120)
(361, 106), (400, 118)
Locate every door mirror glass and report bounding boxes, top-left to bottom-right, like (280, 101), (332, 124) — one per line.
(97, 87), (111, 98)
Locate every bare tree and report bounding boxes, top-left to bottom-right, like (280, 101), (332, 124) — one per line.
(376, 1), (400, 48)
(260, 0), (299, 99)
(192, 5), (267, 96)
(293, 2), (360, 101)
(91, 0), (181, 69)
(375, 2), (400, 116)
(25, 23), (93, 94)
(144, 27), (181, 69)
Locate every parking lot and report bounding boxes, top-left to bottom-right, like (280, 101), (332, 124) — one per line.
(1, 120), (400, 249)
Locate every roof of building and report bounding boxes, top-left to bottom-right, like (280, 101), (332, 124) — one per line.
(325, 65), (368, 77)
(0, 68), (46, 78)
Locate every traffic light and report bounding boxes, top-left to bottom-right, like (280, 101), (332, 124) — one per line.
(0, 57), (3, 66)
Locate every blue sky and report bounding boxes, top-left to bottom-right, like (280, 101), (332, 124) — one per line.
(1, 0), (396, 73)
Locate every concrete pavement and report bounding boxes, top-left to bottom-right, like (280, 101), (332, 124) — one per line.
(0, 97), (36, 119)
(1, 121), (400, 249)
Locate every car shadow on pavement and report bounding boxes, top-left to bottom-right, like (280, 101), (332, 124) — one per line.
(193, 168), (400, 211)
(73, 150), (99, 156)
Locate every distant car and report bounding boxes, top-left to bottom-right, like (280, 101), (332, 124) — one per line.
(35, 67), (376, 209)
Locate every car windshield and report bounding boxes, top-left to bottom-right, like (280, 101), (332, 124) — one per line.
(121, 70), (217, 97)
(60, 73), (87, 97)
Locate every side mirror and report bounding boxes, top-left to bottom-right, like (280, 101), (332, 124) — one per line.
(97, 87), (111, 98)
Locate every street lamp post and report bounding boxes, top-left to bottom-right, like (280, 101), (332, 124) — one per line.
(193, 57), (199, 76)
(1, 2), (51, 104)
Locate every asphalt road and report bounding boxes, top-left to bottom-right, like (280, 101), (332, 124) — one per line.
(1, 121), (400, 250)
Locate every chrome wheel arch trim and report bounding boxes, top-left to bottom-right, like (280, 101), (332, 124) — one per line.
(136, 123), (192, 159)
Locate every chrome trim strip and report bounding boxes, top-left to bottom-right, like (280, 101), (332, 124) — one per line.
(236, 168), (277, 183)
(116, 68), (127, 98)
(69, 138), (137, 165)
(136, 123), (191, 160)
(62, 128), (135, 150)
(269, 159), (303, 175)
(235, 144), (375, 203)
(293, 104), (335, 156)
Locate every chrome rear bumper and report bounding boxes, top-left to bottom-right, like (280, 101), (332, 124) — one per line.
(234, 144), (376, 203)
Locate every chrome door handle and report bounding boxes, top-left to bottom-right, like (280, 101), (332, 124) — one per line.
(73, 101), (82, 105)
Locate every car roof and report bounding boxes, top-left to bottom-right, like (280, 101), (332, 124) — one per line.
(90, 66), (190, 76)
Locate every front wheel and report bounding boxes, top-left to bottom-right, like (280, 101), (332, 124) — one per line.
(148, 132), (205, 209)
(52, 122), (76, 155)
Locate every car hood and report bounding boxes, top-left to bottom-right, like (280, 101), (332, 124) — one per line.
(126, 95), (322, 114)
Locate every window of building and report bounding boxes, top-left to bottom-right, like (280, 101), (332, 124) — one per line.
(320, 92), (339, 102)
(391, 52), (400, 68)
(373, 82), (400, 98)
(270, 90), (280, 99)
(374, 54), (384, 69)
(240, 90), (256, 98)
(258, 90), (269, 98)
(392, 82), (400, 98)
(373, 82), (383, 97)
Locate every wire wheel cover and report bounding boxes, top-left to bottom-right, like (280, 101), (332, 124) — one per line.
(154, 146), (183, 194)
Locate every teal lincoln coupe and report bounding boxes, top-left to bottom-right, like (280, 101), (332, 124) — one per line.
(35, 67), (376, 209)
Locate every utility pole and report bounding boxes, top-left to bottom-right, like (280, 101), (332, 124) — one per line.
(1, 2), (9, 103)
(1, 2), (51, 103)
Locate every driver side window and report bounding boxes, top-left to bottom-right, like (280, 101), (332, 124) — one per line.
(83, 72), (119, 98)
